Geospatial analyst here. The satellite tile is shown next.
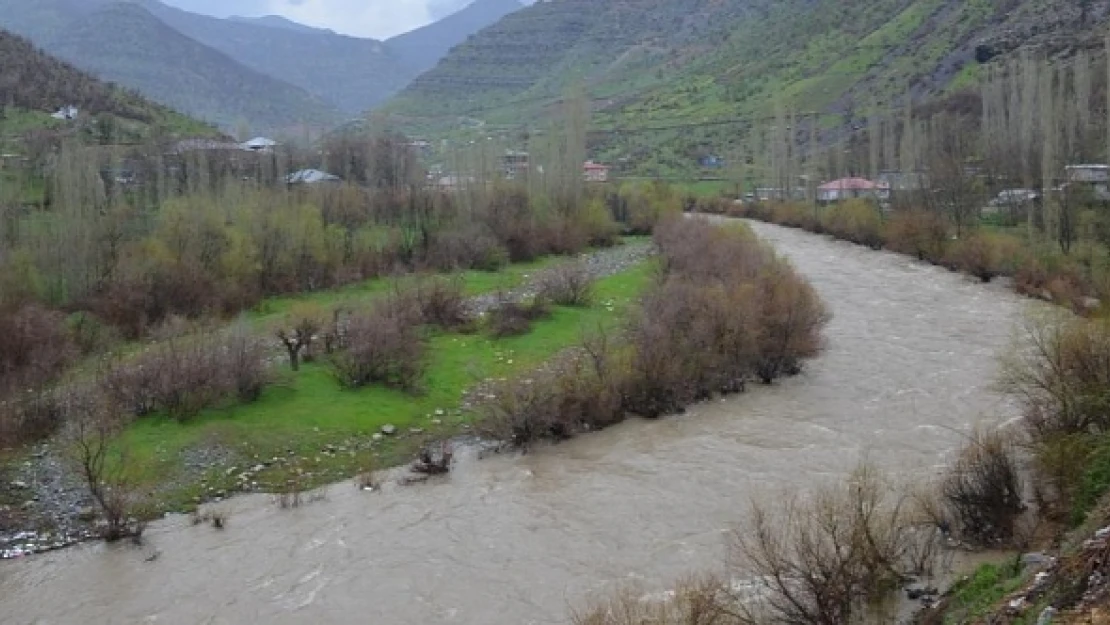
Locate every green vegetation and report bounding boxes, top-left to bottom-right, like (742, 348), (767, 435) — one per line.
(0, 28), (217, 141)
(112, 261), (654, 507)
(388, 0), (1098, 179)
(943, 560), (1027, 624)
(41, 3), (339, 132)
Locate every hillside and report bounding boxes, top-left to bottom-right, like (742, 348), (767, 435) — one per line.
(386, 0), (524, 74)
(228, 14), (333, 35)
(0, 28), (213, 137)
(388, 0), (1110, 175)
(139, 1), (410, 114)
(29, 3), (338, 133)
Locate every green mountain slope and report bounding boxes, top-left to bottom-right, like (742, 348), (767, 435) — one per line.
(0, 0), (341, 133)
(388, 0), (1110, 174)
(0, 28), (214, 137)
(386, 0), (524, 74)
(139, 1), (409, 114)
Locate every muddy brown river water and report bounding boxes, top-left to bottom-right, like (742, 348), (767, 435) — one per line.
(0, 219), (1032, 625)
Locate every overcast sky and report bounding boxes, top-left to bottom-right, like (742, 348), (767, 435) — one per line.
(161, 0), (475, 39)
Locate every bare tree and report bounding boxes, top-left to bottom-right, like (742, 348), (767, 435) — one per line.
(65, 388), (143, 541)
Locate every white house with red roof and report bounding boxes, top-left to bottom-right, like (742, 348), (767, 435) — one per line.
(583, 161), (610, 183)
(817, 177), (890, 203)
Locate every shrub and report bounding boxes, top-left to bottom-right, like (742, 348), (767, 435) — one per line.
(100, 325), (272, 421)
(999, 313), (1110, 440)
(477, 339), (626, 448)
(882, 210), (950, 263)
(329, 303), (426, 392)
(0, 303), (76, 395)
(770, 201), (821, 231)
(485, 299), (551, 338)
(425, 223), (509, 272)
(535, 261), (595, 307)
(731, 465), (935, 625)
(754, 261), (830, 383)
(609, 182), (682, 235)
(940, 428), (1025, 546)
(573, 576), (738, 625)
(820, 200), (884, 248)
(945, 233), (1000, 282)
(404, 276), (470, 330)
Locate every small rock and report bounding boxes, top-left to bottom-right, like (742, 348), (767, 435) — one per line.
(1082, 297), (1102, 311)
(1022, 552), (1053, 567)
(225, 467), (238, 477)
(431, 419), (443, 425)
(21, 500), (35, 510)
(435, 409), (445, 416)
(1095, 526), (1110, 540)
(409, 428), (424, 435)
(380, 424), (397, 436)
(251, 465), (265, 473)
(9, 481), (28, 490)
(371, 433), (384, 442)
(1036, 606), (1056, 625)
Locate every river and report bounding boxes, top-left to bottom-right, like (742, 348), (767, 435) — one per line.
(0, 219), (1030, 625)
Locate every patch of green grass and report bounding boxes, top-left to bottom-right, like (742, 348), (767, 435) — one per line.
(944, 559), (1026, 624)
(118, 260), (657, 509)
(1073, 435), (1110, 525)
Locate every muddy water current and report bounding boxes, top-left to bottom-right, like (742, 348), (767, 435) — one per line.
(0, 219), (1032, 624)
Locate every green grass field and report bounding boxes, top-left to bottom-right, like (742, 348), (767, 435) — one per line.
(118, 259), (656, 509)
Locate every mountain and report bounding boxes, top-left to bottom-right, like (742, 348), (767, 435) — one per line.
(139, 0), (411, 114)
(386, 0), (524, 75)
(0, 27), (212, 136)
(0, 0), (340, 133)
(388, 0), (1110, 173)
(38, 3), (339, 132)
(227, 14), (333, 35)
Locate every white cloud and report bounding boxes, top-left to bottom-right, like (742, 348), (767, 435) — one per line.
(265, 0), (435, 38)
(162, 0), (475, 39)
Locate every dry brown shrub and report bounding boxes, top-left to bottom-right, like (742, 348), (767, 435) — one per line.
(944, 234), (1002, 282)
(572, 576), (741, 625)
(478, 331), (627, 448)
(63, 386), (145, 542)
(820, 200), (884, 249)
(1000, 313), (1110, 440)
(0, 303), (76, 396)
(940, 428), (1025, 546)
(535, 261), (596, 307)
(770, 202), (821, 231)
(403, 275), (471, 329)
(754, 261), (830, 384)
(882, 210), (950, 263)
(425, 223), (509, 272)
(731, 465), (935, 625)
(328, 303), (426, 392)
(486, 299), (551, 338)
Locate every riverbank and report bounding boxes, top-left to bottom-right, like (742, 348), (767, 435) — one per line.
(693, 199), (1107, 317)
(0, 241), (655, 558)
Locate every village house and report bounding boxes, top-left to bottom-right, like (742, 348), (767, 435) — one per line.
(583, 161), (610, 183)
(50, 105), (78, 121)
(817, 177), (890, 203)
(502, 150), (529, 179)
(240, 137), (278, 152)
(1064, 164), (1110, 201)
(285, 168), (341, 186)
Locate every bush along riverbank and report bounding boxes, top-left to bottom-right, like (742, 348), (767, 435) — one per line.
(476, 215), (830, 449)
(691, 198), (1107, 316)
